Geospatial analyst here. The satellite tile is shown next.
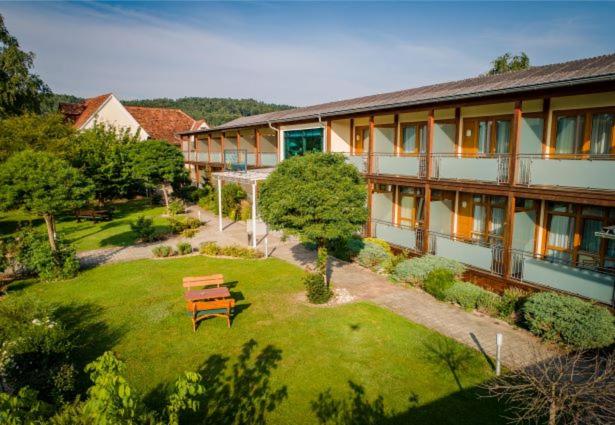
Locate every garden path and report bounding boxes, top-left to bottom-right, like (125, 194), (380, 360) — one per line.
(78, 206), (558, 368)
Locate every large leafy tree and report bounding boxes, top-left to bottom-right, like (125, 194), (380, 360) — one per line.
(0, 112), (73, 162)
(0, 151), (92, 252)
(0, 14), (50, 117)
(487, 52), (530, 75)
(65, 124), (140, 204)
(129, 140), (187, 209)
(258, 153), (367, 283)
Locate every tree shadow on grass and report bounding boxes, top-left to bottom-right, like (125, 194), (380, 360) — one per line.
(311, 380), (504, 425)
(53, 302), (127, 393)
(97, 224), (169, 248)
(144, 339), (288, 424)
(421, 338), (476, 392)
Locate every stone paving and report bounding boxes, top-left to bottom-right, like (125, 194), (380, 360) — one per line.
(78, 206), (558, 367)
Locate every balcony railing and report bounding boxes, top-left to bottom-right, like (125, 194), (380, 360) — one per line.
(431, 153), (509, 184)
(428, 232), (505, 276)
(370, 219), (423, 251)
(258, 152), (278, 167)
(344, 153), (368, 173)
(182, 151), (191, 161)
(197, 152), (208, 162)
(372, 153), (426, 178)
(510, 250), (614, 306)
(516, 154), (615, 191)
(247, 152), (257, 166)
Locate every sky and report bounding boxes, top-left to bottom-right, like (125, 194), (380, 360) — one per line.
(2, 1), (615, 106)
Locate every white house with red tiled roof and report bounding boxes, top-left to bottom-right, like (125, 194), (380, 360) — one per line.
(59, 93), (208, 144)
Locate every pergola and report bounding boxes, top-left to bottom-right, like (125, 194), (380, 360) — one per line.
(211, 168), (275, 248)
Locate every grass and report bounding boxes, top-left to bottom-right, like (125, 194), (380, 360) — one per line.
(0, 199), (171, 252)
(11, 256), (505, 424)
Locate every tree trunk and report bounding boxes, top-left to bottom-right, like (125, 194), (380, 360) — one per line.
(43, 214), (58, 253)
(317, 244), (329, 287)
(161, 185), (170, 210)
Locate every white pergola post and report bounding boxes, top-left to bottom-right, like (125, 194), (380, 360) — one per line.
(251, 182), (257, 248)
(217, 178), (223, 232)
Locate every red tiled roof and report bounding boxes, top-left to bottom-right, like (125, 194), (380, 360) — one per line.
(124, 106), (196, 142)
(72, 93), (112, 128)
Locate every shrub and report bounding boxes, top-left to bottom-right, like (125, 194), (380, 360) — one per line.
(180, 228), (198, 238)
(423, 268), (456, 301)
(364, 238), (392, 255)
(0, 297), (77, 403)
(168, 216), (202, 235)
(152, 245), (174, 258)
(197, 192), (217, 212)
(391, 255), (465, 285)
(130, 216), (156, 242)
(523, 292), (615, 349)
(12, 228), (79, 281)
(176, 242), (192, 256)
(199, 242), (263, 259)
(167, 199), (186, 215)
(199, 241), (220, 256)
(303, 271), (332, 304)
(356, 240), (392, 271)
(497, 288), (528, 320)
(240, 199), (251, 221)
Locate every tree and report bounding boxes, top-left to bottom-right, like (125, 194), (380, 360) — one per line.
(0, 112), (73, 162)
(65, 124), (139, 203)
(129, 140), (187, 209)
(0, 151), (92, 252)
(487, 52), (530, 75)
(0, 14), (50, 117)
(258, 153), (367, 284)
(485, 350), (615, 425)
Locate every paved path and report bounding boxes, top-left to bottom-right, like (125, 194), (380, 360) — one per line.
(78, 207), (558, 367)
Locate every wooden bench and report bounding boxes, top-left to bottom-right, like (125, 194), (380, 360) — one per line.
(75, 209), (112, 222)
(187, 299), (235, 331)
(182, 274), (225, 290)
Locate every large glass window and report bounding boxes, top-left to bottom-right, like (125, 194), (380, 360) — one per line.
(283, 128), (323, 158)
(463, 117), (511, 155)
(470, 195), (506, 244)
(354, 127), (368, 154)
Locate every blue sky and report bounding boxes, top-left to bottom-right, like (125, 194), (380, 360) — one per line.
(2, 1), (614, 106)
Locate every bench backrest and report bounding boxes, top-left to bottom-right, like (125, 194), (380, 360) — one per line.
(182, 274), (224, 289)
(188, 298), (235, 312)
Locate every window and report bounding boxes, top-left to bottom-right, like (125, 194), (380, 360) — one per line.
(471, 195), (506, 244)
(463, 117), (512, 155)
(374, 183), (393, 193)
(552, 109), (615, 155)
(398, 187), (424, 228)
(544, 203), (614, 268)
(283, 128), (323, 158)
(555, 115), (584, 154)
(400, 123), (427, 154)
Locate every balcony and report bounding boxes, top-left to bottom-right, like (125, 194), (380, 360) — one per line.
(196, 152), (208, 162)
(431, 154), (509, 184)
(209, 151), (222, 163)
(247, 152), (257, 166)
(511, 251), (614, 306)
(372, 153), (426, 178)
(183, 151), (191, 161)
(344, 153), (368, 173)
(516, 154), (615, 191)
(370, 220), (423, 251)
(429, 233), (504, 276)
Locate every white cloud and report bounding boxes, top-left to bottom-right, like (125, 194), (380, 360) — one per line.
(1, 3), (611, 106)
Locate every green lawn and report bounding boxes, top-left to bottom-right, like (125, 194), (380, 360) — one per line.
(12, 256), (504, 424)
(0, 199), (170, 252)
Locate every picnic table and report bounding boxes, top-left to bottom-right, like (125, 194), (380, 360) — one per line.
(184, 286), (231, 302)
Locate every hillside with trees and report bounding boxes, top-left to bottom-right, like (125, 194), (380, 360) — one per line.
(42, 94), (293, 127)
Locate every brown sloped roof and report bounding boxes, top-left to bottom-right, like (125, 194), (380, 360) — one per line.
(72, 93), (112, 128)
(187, 53), (615, 133)
(124, 106), (196, 142)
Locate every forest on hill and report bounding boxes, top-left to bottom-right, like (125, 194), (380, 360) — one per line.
(43, 94), (294, 127)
